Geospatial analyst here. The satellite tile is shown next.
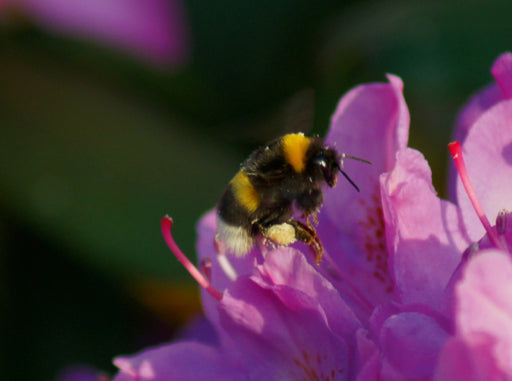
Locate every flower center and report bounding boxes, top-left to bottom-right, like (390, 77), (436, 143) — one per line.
(358, 185), (393, 293)
(448, 141), (508, 252)
(284, 349), (343, 381)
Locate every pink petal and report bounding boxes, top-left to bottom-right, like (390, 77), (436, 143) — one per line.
(450, 52), (512, 199)
(324, 75), (409, 229)
(319, 75), (410, 308)
(452, 83), (503, 145)
(453, 99), (512, 241)
(219, 276), (350, 380)
(174, 315), (218, 345)
(453, 52), (512, 145)
(22, 0), (189, 66)
(379, 312), (449, 379)
(317, 211), (393, 310)
(434, 336), (508, 381)
(456, 249), (512, 375)
(255, 248), (362, 346)
(491, 52), (512, 98)
(355, 329), (383, 381)
(380, 148), (467, 311)
(195, 210), (256, 329)
(113, 342), (244, 381)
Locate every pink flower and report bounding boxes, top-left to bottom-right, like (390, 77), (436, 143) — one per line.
(112, 53), (512, 380)
(115, 74), (461, 380)
(114, 218), (361, 380)
(1, 0), (189, 67)
(433, 52), (512, 380)
(366, 52), (512, 380)
(450, 53), (512, 244)
(316, 75), (467, 379)
(112, 76), (410, 380)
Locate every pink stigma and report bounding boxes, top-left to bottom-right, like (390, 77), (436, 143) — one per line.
(161, 216), (222, 301)
(448, 141), (505, 250)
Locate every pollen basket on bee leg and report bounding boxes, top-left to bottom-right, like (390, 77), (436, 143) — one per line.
(263, 222), (297, 246)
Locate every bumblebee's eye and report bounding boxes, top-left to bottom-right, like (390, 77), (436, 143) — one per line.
(315, 156), (337, 187)
(315, 157), (327, 168)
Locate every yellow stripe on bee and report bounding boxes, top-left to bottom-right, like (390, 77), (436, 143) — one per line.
(282, 133), (311, 173)
(231, 170), (260, 213)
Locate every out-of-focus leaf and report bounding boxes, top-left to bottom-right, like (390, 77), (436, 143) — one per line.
(0, 48), (239, 280)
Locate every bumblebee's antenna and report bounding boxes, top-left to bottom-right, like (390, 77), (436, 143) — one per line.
(339, 153), (372, 192)
(341, 153), (372, 165)
(339, 170), (361, 192)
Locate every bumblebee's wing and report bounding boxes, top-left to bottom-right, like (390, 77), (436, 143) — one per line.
(246, 159), (288, 183)
(238, 89), (315, 144)
(243, 139), (288, 183)
(281, 88), (315, 136)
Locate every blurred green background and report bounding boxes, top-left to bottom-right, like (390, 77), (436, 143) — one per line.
(1, 0), (511, 379)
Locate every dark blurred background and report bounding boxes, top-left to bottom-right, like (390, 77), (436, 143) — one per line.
(1, 0), (511, 379)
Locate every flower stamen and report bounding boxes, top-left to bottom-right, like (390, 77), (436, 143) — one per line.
(214, 237), (238, 281)
(496, 209), (509, 235)
(217, 253), (238, 281)
(200, 257), (213, 282)
(448, 141), (506, 250)
(161, 216), (222, 301)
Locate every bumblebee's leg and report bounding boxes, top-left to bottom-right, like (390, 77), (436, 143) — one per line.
(302, 211), (319, 229)
(255, 207), (297, 248)
(258, 218), (324, 265)
(254, 203), (293, 228)
(288, 219), (324, 265)
(296, 189), (323, 215)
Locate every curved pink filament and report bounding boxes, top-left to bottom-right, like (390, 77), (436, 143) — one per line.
(448, 141), (505, 250)
(161, 216), (222, 301)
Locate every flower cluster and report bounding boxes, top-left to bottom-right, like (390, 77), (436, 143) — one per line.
(113, 53), (512, 380)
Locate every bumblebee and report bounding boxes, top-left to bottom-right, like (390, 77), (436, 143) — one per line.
(216, 132), (367, 264)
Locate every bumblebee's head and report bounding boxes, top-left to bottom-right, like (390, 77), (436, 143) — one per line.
(312, 146), (341, 188)
(312, 145), (370, 192)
